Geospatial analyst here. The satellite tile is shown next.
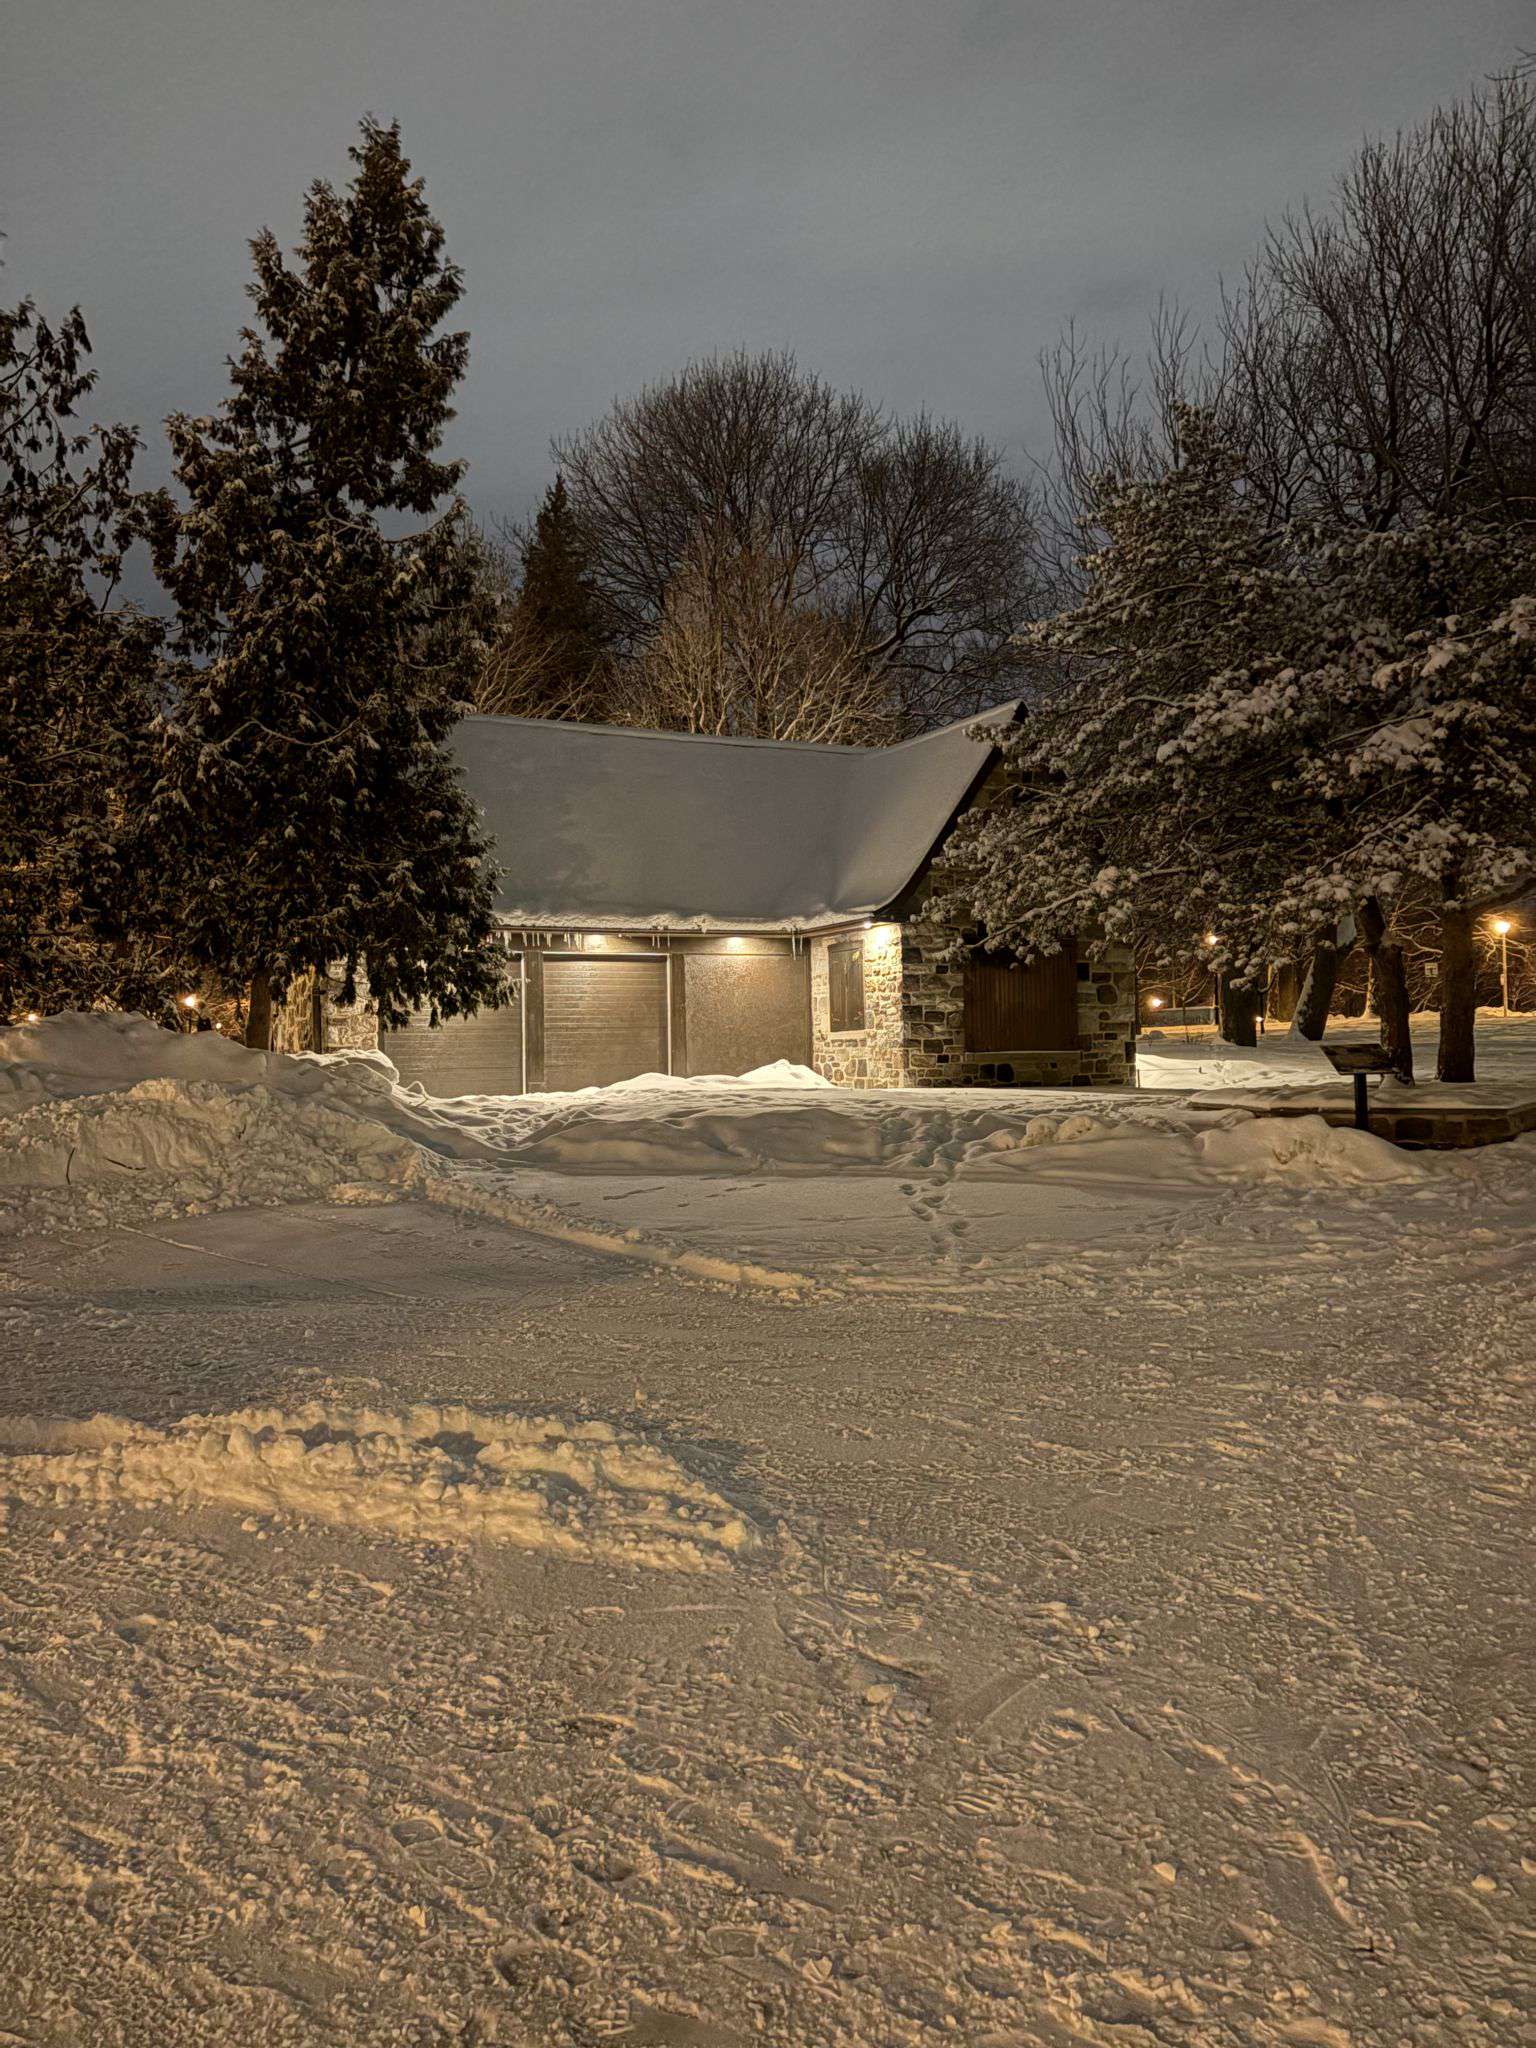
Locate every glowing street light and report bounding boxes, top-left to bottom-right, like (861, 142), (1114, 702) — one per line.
(1147, 995), (1164, 1011)
(180, 994), (199, 1010)
(1493, 917), (1513, 1016)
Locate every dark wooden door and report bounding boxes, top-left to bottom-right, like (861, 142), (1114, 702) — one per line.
(964, 947), (1079, 1053)
(541, 956), (669, 1091)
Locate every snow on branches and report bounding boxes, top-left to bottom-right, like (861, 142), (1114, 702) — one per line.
(934, 413), (1536, 1068)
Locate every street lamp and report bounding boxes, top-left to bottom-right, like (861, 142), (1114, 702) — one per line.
(1493, 918), (1512, 1017)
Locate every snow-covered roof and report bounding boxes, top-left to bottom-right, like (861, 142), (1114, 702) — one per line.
(449, 706), (1017, 930)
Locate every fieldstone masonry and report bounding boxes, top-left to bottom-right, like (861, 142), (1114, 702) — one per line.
(273, 967), (378, 1055)
(809, 924), (906, 1087)
(811, 883), (1136, 1091)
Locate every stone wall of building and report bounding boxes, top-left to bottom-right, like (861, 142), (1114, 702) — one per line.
(894, 865), (1137, 1089)
(809, 925), (905, 1087)
(808, 906), (1134, 1090)
(272, 967), (379, 1055)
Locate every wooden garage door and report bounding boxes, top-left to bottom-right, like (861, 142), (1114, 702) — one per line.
(381, 981), (525, 1097)
(541, 957), (669, 1092)
(964, 946), (1080, 1053)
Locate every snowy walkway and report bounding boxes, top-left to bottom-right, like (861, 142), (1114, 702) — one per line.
(2, 1153), (1533, 2045)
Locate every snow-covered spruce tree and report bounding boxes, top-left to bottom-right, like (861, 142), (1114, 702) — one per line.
(151, 118), (502, 1048)
(933, 413), (1323, 1053)
(934, 415), (1536, 1080)
(475, 477), (617, 722)
(0, 293), (190, 1018)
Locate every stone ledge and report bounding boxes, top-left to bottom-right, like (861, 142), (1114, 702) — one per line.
(1187, 1081), (1536, 1149)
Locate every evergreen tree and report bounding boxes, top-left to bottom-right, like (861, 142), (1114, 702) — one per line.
(0, 292), (183, 1018)
(517, 476), (609, 657)
(934, 413), (1536, 1079)
(151, 118), (503, 1046)
(476, 476), (615, 720)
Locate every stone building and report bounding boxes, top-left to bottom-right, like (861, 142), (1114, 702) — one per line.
(323, 707), (1135, 1095)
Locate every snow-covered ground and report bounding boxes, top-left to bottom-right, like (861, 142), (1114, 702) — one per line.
(1135, 1006), (1536, 1091)
(1, 1013), (1533, 2045)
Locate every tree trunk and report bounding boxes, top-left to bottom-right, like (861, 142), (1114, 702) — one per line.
(1292, 936), (1347, 1040)
(245, 968), (273, 1051)
(1268, 959), (1299, 1024)
(1437, 900), (1476, 1082)
(1218, 978), (1260, 1047)
(1357, 898), (1413, 1083)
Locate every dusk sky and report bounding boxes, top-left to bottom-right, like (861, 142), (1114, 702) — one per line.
(5, 0), (1532, 575)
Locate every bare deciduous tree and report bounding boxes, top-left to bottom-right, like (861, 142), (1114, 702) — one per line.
(1047, 74), (1536, 541)
(616, 533), (895, 745)
(476, 603), (615, 723)
(553, 351), (1043, 731)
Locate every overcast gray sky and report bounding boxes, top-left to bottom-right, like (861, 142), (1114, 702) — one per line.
(4, 0), (1531, 577)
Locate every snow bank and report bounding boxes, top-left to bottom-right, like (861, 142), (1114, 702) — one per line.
(0, 1016), (443, 1235)
(1197, 1113), (1425, 1184)
(0, 1076), (428, 1195)
(0, 1401), (757, 1570)
(0, 1011), (1452, 1248)
(502, 1094), (1217, 1177)
(592, 1059), (831, 1094)
(0, 1010), (401, 1114)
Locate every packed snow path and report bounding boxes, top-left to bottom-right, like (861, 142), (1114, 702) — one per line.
(1, 1179), (1531, 2047)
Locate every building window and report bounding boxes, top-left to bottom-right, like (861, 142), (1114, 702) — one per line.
(828, 939), (866, 1032)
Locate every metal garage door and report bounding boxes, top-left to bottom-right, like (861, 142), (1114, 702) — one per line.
(682, 952), (811, 1075)
(381, 983), (525, 1097)
(541, 956), (669, 1092)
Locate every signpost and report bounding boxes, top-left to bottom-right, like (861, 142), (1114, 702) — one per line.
(1322, 1042), (1396, 1131)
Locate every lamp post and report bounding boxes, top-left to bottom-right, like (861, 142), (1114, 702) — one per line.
(1493, 918), (1512, 1017)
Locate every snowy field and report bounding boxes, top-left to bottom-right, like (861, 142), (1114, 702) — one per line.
(1, 1015), (1533, 2046)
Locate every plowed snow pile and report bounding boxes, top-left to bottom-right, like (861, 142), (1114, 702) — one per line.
(1196, 1111), (1425, 1181)
(0, 1401), (756, 1570)
(0, 1011), (1431, 1252)
(0, 1074), (435, 1234)
(0, 1013), (452, 1234)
